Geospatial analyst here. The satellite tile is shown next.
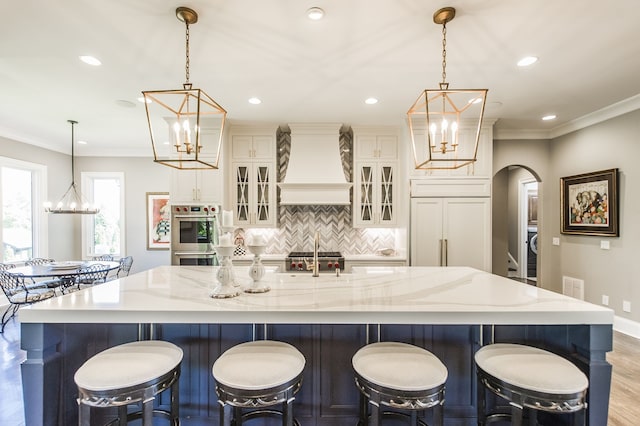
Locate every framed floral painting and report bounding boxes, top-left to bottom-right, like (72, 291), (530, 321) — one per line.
(560, 168), (619, 236)
(146, 192), (171, 250)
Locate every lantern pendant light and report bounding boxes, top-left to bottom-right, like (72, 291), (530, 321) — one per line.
(142, 7), (227, 170)
(407, 7), (488, 171)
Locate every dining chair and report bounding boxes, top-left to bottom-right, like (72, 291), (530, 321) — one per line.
(24, 258), (55, 266)
(92, 254), (114, 261)
(0, 263), (17, 271)
(0, 271), (56, 333)
(63, 263), (110, 293)
(117, 256), (133, 278)
(23, 258), (63, 288)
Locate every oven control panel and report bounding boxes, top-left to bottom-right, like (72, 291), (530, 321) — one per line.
(172, 205), (218, 216)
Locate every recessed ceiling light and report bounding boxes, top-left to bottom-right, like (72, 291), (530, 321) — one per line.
(248, 97), (262, 105)
(79, 55), (102, 66)
(77, 140), (88, 145)
(137, 97), (151, 104)
(307, 7), (324, 20)
(468, 97), (483, 105)
(364, 97), (378, 105)
(517, 56), (538, 67)
(542, 114), (557, 121)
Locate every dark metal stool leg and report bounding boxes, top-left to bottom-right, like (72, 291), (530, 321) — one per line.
(284, 398), (294, 426)
(511, 404), (523, 426)
(370, 391), (380, 426)
(117, 405), (127, 426)
(142, 398), (154, 426)
(358, 389), (368, 426)
(410, 410), (418, 426)
(235, 406), (243, 426)
(220, 403), (232, 426)
(79, 403), (90, 426)
(171, 377), (180, 425)
(433, 402), (443, 426)
(477, 375), (486, 426)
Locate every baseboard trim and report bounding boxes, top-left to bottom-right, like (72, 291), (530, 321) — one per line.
(614, 316), (640, 339)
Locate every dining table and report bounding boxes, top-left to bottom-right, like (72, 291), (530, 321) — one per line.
(7, 260), (120, 282)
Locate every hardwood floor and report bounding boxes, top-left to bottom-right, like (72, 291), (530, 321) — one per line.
(0, 315), (637, 425)
(0, 316), (26, 426)
(607, 331), (640, 425)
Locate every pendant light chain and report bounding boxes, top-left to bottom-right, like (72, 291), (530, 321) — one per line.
(70, 120), (76, 185)
(185, 21), (190, 85)
(441, 22), (448, 87)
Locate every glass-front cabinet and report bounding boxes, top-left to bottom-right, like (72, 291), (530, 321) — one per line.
(354, 162), (396, 227)
(234, 162), (275, 227)
(227, 126), (277, 228)
(352, 129), (398, 227)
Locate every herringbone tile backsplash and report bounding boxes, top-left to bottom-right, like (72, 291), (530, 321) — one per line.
(235, 126), (397, 255)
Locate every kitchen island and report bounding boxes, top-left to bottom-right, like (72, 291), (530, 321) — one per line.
(20, 266), (613, 425)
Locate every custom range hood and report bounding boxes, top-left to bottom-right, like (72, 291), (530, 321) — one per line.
(278, 123), (352, 205)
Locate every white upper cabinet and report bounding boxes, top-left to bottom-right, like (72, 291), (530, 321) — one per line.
(170, 168), (222, 204)
(356, 135), (398, 160)
(227, 127), (277, 228)
(231, 135), (275, 161)
(352, 128), (399, 228)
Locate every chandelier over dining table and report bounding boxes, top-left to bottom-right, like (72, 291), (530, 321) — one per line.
(407, 7), (488, 171)
(142, 6), (227, 170)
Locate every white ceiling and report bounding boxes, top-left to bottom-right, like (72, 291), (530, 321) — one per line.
(2, 0), (640, 157)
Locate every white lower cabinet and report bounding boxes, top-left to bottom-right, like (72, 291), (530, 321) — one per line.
(410, 197), (491, 271)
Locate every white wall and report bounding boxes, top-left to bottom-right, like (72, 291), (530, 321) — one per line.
(0, 136), (171, 275)
(78, 157), (171, 273)
(494, 109), (640, 320)
(549, 110), (640, 321)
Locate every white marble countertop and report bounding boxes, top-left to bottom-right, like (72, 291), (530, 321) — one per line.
(21, 266), (613, 325)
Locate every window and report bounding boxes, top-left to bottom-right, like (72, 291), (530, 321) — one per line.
(82, 172), (125, 257)
(0, 157), (47, 263)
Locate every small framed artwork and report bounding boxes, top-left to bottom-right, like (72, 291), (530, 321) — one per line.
(561, 168), (619, 236)
(146, 192), (171, 250)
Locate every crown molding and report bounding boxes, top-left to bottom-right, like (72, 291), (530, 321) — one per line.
(494, 93), (640, 140)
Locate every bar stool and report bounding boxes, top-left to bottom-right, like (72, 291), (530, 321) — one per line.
(212, 340), (305, 426)
(352, 342), (448, 426)
(74, 340), (182, 425)
(475, 343), (588, 426)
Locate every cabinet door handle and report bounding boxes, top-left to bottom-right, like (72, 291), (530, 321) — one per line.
(192, 188), (196, 200)
(444, 239), (448, 266)
(439, 239), (443, 266)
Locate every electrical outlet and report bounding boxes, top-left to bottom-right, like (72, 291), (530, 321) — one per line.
(602, 295), (609, 306)
(623, 300), (631, 313)
(552, 237), (560, 246)
(600, 240), (610, 250)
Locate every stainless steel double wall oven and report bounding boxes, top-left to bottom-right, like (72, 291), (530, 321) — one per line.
(171, 204), (219, 265)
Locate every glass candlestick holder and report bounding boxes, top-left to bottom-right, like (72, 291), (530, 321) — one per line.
(211, 245), (241, 299)
(245, 245), (270, 293)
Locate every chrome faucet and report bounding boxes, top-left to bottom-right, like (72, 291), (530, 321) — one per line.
(312, 231), (320, 277)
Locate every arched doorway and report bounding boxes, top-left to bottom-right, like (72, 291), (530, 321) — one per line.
(492, 165), (542, 285)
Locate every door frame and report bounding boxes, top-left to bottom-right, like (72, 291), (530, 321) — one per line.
(518, 178), (537, 280)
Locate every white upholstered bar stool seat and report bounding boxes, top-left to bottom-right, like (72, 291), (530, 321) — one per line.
(212, 340), (306, 426)
(352, 342), (448, 426)
(475, 343), (588, 426)
(74, 340), (183, 426)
